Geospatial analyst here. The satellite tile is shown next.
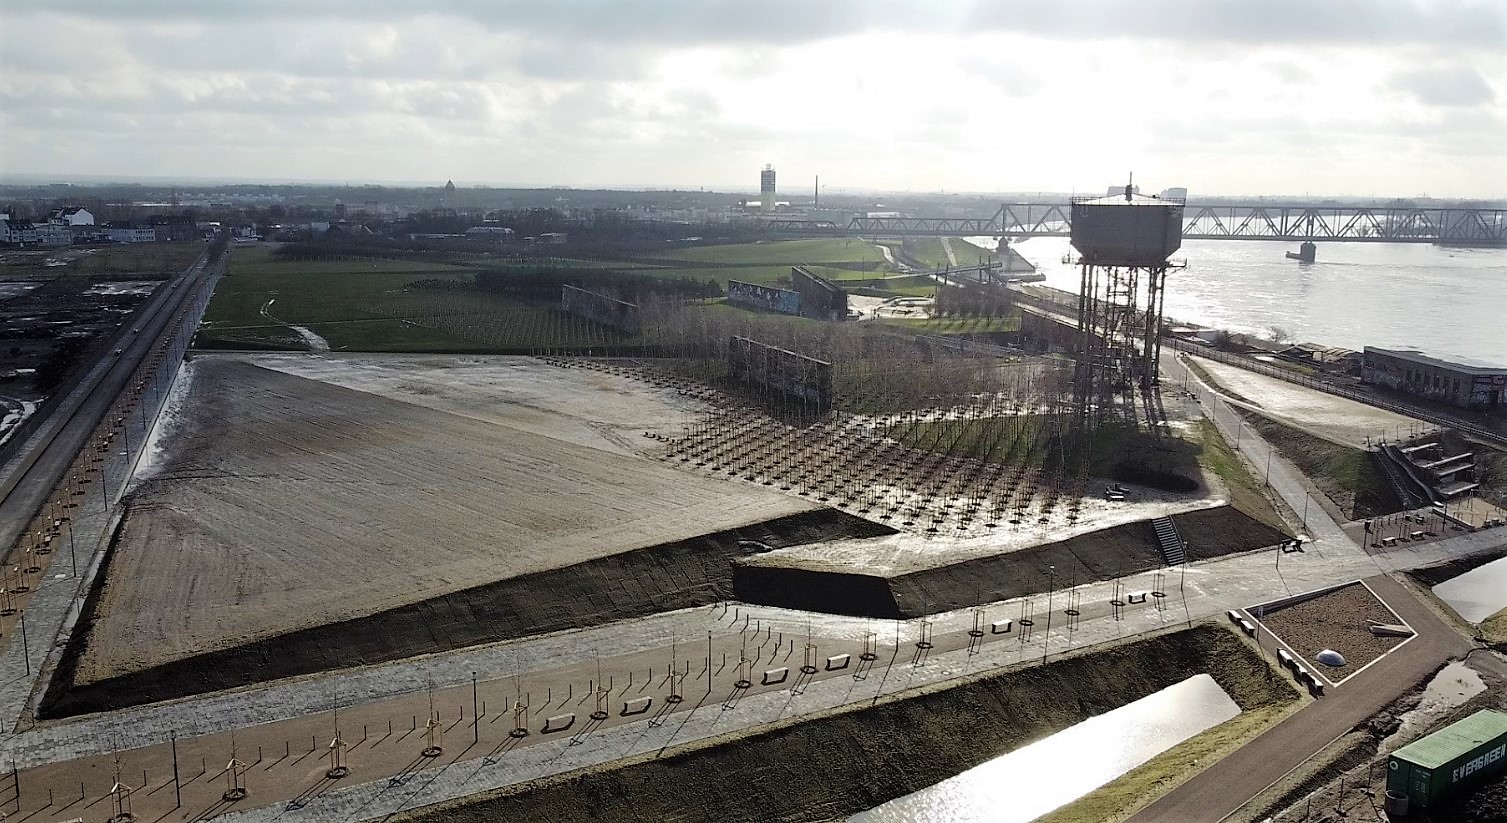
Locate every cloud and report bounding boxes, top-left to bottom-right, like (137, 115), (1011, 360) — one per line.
(21, 0), (1507, 50)
(1392, 64), (1497, 107)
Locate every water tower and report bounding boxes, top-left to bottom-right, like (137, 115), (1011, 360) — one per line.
(1068, 183), (1184, 426)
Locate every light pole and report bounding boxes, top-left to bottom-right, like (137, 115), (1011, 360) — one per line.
(1042, 565), (1055, 663)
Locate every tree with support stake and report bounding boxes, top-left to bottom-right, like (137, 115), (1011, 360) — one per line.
(421, 687), (443, 757)
(222, 759), (248, 802)
(109, 780), (136, 823)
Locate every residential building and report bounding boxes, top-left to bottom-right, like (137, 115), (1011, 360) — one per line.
(47, 206), (95, 226)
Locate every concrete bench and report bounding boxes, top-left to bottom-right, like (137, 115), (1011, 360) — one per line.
(1238, 619), (1257, 637)
(621, 697), (652, 716)
(1227, 610), (1243, 625)
(543, 713), (576, 733)
(1410, 530), (1425, 540)
(1382, 537), (1398, 546)
(1127, 591), (1149, 604)
(762, 667), (789, 686)
(1276, 648), (1297, 670)
(825, 654), (850, 671)
(990, 619), (1013, 635)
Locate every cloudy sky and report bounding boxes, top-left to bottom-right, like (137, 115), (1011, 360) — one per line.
(1, 0), (1503, 197)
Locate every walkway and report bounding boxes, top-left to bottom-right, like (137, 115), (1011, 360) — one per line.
(1126, 574), (1472, 823)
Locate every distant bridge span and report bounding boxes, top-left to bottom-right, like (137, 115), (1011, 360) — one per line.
(764, 203), (1506, 244)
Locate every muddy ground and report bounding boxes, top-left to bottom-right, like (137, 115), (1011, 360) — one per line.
(58, 358), (830, 704)
(1244, 650), (1507, 823)
(390, 624), (1295, 823)
(736, 502), (1289, 618)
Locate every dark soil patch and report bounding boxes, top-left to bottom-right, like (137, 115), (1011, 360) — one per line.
(40, 508), (891, 718)
(390, 624), (1295, 823)
(737, 503), (1292, 618)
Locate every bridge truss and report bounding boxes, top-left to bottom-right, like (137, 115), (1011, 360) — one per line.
(766, 204), (1506, 244)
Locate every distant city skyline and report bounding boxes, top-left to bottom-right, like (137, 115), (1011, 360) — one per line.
(2, 1), (1503, 198)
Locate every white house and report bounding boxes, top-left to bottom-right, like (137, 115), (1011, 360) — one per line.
(48, 206), (95, 227)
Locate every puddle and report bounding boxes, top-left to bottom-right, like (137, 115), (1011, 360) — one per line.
(1433, 555), (1507, 623)
(1384, 661), (1486, 747)
(850, 673), (1240, 823)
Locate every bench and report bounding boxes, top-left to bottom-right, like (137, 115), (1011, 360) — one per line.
(990, 619), (1013, 635)
(825, 654), (850, 671)
(543, 713), (576, 733)
(621, 697), (653, 716)
(762, 667), (789, 686)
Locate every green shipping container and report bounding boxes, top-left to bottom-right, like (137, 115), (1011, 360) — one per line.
(1387, 709), (1507, 809)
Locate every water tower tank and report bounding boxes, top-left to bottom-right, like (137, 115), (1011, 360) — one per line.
(1070, 190), (1185, 268)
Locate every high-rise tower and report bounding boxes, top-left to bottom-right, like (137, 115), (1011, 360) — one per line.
(1068, 182), (1185, 427)
(760, 165), (777, 213)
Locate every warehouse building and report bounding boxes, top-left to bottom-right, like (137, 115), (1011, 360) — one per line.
(1387, 709), (1507, 812)
(1361, 347), (1507, 410)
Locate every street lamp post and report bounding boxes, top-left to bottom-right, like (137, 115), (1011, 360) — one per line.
(1042, 565), (1055, 663)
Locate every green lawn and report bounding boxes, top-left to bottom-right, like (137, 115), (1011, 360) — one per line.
(878, 315), (1020, 334)
(659, 238), (888, 267)
(902, 238), (953, 268)
(198, 246), (484, 350)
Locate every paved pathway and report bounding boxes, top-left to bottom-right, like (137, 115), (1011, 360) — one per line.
(1126, 574), (1472, 823)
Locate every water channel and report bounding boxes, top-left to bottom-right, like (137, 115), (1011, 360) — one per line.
(849, 673), (1240, 823)
(1432, 555), (1507, 623)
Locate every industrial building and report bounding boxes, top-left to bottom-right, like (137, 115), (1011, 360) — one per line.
(1387, 709), (1507, 812)
(760, 165), (777, 213)
(1361, 347), (1507, 410)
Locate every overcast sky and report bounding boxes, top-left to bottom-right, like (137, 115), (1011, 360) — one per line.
(1, 1), (1503, 197)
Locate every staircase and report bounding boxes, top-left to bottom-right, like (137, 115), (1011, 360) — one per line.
(1152, 516), (1186, 566)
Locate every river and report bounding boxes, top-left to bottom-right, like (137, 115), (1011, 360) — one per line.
(1001, 237), (1507, 365)
(849, 673), (1240, 823)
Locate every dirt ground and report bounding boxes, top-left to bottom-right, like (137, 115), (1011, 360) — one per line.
(1256, 582), (1409, 678)
(1191, 356), (1429, 448)
(243, 352), (704, 457)
(72, 358), (819, 688)
(390, 624), (1295, 823)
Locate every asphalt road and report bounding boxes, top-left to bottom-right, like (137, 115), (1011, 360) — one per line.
(0, 250), (211, 565)
(1126, 574), (1472, 823)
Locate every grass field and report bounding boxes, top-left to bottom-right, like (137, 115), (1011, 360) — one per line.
(1483, 606), (1507, 645)
(1235, 409), (1402, 518)
(0, 243), (205, 279)
(658, 237), (887, 267)
(199, 246), (485, 350)
(879, 315), (1020, 334)
(1197, 420), (1286, 531)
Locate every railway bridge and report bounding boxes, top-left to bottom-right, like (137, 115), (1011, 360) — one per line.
(764, 202), (1506, 244)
